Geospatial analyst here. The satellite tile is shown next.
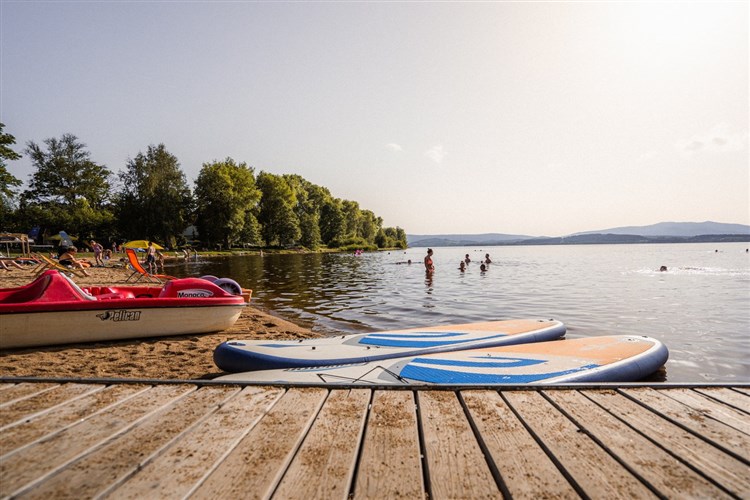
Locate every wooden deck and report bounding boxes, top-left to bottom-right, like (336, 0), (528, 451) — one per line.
(0, 380), (748, 499)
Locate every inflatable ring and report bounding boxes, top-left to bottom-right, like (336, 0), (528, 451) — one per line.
(199, 275), (219, 283)
(213, 277), (243, 296)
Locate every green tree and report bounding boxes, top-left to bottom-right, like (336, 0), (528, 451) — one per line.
(20, 134), (113, 239)
(358, 209), (382, 243)
(194, 158), (261, 248)
(0, 123), (22, 227)
(340, 200), (361, 239)
(24, 134), (111, 207)
(319, 197), (345, 246)
(256, 172), (300, 246)
(284, 174), (326, 249)
(239, 210), (262, 246)
(116, 144), (192, 245)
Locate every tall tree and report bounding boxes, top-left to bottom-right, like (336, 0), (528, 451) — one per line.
(319, 197), (345, 246)
(256, 172), (300, 246)
(358, 209), (382, 243)
(283, 174), (325, 249)
(20, 133), (112, 239)
(340, 200), (361, 239)
(0, 123), (22, 226)
(24, 134), (110, 207)
(194, 158), (261, 248)
(116, 144), (192, 245)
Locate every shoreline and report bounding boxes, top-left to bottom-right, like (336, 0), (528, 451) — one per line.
(0, 266), (320, 380)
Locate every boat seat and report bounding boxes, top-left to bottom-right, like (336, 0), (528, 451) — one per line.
(82, 286), (136, 300)
(95, 291), (136, 300)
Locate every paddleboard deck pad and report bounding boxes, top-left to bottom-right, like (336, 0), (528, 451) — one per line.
(214, 319), (565, 373)
(217, 336), (668, 385)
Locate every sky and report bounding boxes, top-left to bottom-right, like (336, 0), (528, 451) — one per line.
(1, 1), (747, 237)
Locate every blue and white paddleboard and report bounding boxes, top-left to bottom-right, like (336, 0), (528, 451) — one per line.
(217, 336), (668, 385)
(214, 319), (565, 373)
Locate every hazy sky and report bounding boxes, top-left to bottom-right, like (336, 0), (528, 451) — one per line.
(1, 1), (747, 236)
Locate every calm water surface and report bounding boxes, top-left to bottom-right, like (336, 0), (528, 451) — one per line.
(168, 243), (750, 383)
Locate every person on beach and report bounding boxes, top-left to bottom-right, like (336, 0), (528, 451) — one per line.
(156, 249), (165, 271)
(485, 253), (492, 264)
(459, 261), (466, 272)
(480, 263), (487, 272)
(91, 240), (104, 267)
(57, 246), (91, 276)
(424, 248), (435, 273)
(464, 254), (471, 264)
(145, 241), (157, 273)
(0, 259), (24, 270)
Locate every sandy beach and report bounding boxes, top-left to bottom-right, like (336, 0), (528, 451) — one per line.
(0, 265), (319, 380)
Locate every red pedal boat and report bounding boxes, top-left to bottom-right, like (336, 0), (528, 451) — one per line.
(0, 270), (247, 349)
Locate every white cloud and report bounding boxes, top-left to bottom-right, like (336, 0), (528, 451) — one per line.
(677, 123), (748, 157)
(424, 145), (445, 163)
(385, 143), (403, 152)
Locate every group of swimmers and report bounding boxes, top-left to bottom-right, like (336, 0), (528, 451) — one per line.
(459, 252), (492, 272)
(423, 249), (493, 273)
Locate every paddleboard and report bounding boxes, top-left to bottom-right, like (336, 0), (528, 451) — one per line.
(214, 319), (566, 373)
(217, 335), (668, 385)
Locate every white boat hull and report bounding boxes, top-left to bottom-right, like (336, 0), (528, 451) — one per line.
(1, 304), (245, 349)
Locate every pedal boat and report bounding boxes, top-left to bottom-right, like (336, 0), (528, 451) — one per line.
(0, 270), (247, 349)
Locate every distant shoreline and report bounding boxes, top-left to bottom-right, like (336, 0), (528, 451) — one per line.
(407, 234), (750, 248)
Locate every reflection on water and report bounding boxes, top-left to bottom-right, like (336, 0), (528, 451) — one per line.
(167, 243), (750, 383)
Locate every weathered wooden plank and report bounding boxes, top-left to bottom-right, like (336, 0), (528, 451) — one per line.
(504, 390), (654, 499)
(0, 384), (148, 457)
(105, 386), (284, 500)
(21, 386), (239, 499)
(661, 388), (750, 435)
(694, 387), (750, 415)
(622, 388), (750, 461)
(272, 389), (370, 499)
(584, 389), (750, 497)
(462, 390), (577, 499)
(418, 390), (499, 499)
(0, 384), (195, 497)
(191, 387), (328, 499)
(0, 383), (102, 428)
(546, 389), (730, 499)
(733, 387), (750, 397)
(353, 390), (424, 499)
(0, 383), (17, 392)
(0, 383), (57, 405)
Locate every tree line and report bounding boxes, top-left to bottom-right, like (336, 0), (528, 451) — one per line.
(0, 124), (407, 251)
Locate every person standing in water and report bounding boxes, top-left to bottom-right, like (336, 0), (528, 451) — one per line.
(424, 248), (435, 273)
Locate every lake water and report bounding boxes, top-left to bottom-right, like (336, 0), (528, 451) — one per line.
(167, 242), (750, 383)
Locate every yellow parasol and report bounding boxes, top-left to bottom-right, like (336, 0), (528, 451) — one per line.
(123, 240), (165, 250)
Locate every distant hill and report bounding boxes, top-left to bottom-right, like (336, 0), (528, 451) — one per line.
(572, 221), (750, 238)
(407, 233), (535, 247)
(407, 221), (750, 247)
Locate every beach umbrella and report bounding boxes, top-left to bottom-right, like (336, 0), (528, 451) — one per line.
(123, 240), (164, 250)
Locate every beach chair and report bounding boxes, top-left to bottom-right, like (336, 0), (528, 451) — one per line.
(31, 253), (86, 279)
(124, 248), (176, 283)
